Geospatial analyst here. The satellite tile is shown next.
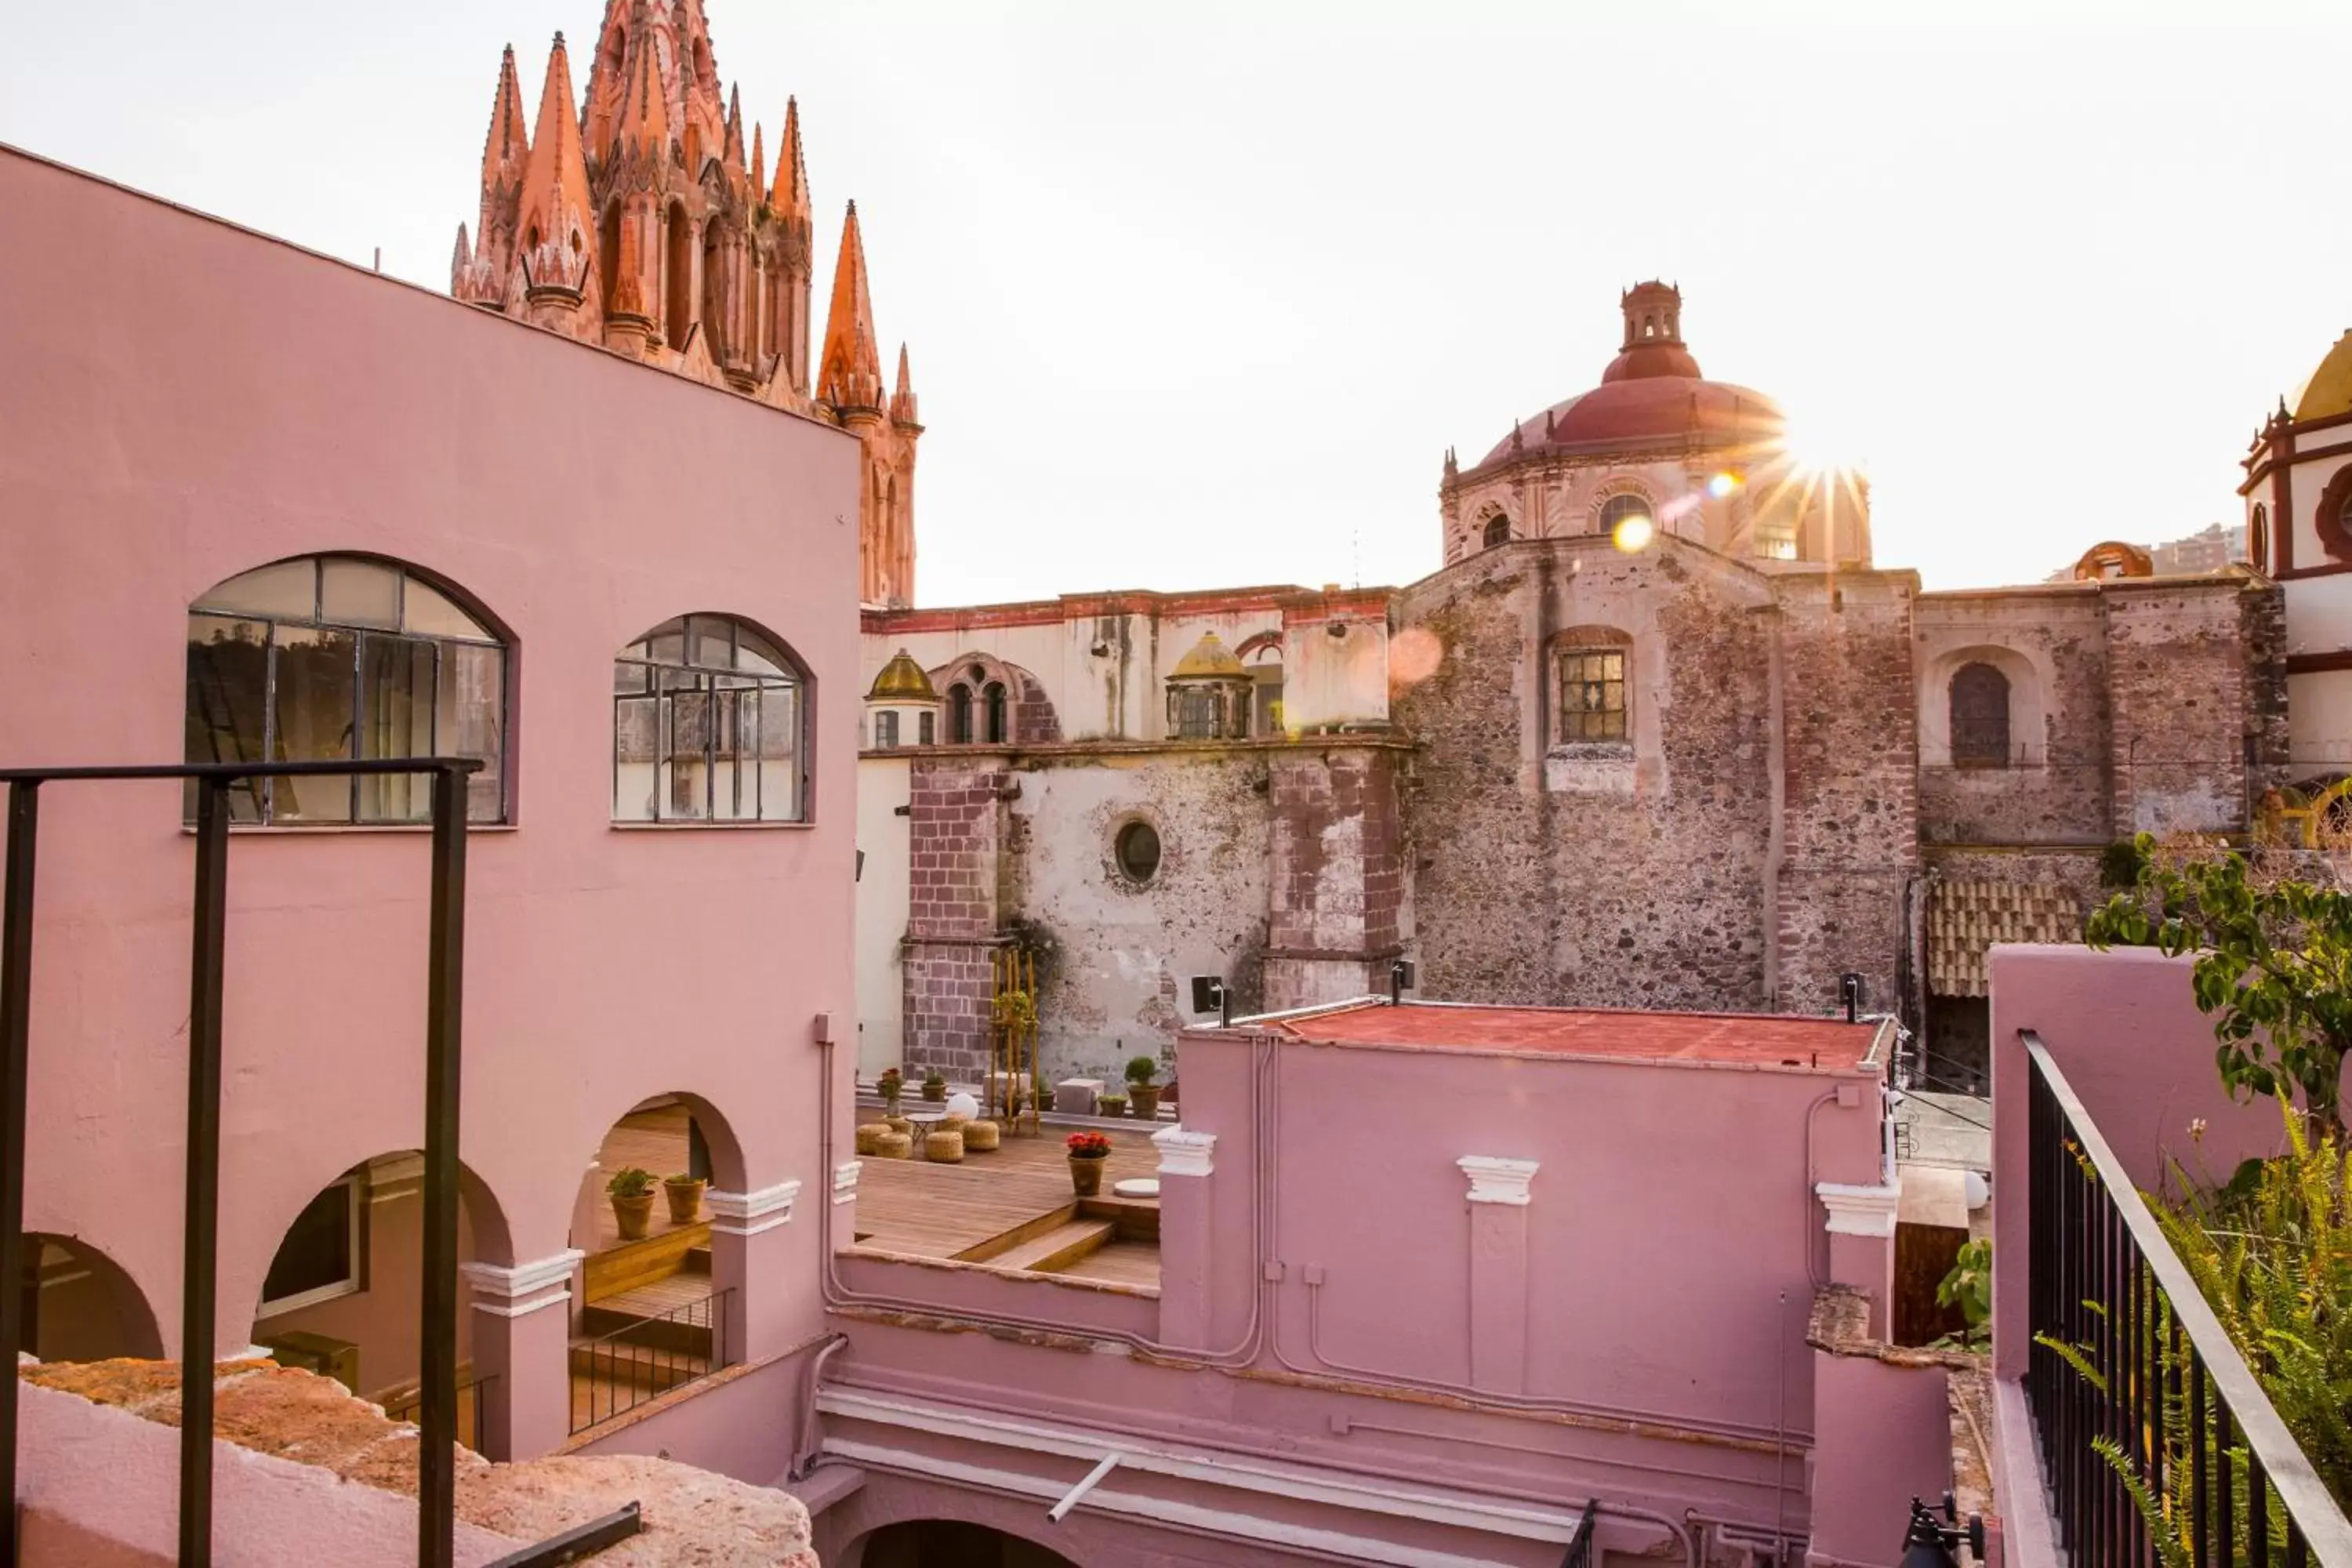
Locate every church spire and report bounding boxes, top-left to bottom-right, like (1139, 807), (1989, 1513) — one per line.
(891, 343), (920, 426)
(771, 96), (810, 220)
(723, 84), (746, 171)
(514, 31), (593, 299)
(818, 200), (884, 412)
(478, 45), (530, 200)
(750, 122), (765, 202)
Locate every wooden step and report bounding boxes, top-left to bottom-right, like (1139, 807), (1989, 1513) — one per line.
(983, 1218), (1116, 1275)
(583, 1221), (710, 1303)
(950, 1203), (1079, 1265)
(568, 1338), (709, 1391)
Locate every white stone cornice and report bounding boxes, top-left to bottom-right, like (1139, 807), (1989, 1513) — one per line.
(832, 1161), (863, 1206)
(1457, 1156), (1540, 1207)
(707, 1178), (801, 1236)
(460, 1249), (582, 1320)
(1152, 1126), (1217, 1178)
(1816, 1181), (1901, 1237)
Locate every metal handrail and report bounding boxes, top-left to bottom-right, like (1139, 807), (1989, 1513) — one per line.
(2021, 1029), (2352, 1566)
(570, 1286), (734, 1434)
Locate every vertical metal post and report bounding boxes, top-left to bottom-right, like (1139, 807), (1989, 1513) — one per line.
(418, 769), (467, 1568)
(0, 782), (40, 1568)
(180, 779), (230, 1568)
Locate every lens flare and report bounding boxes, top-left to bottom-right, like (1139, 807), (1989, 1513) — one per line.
(1707, 471), (1740, 499)
(1611, 514), (1656, 553)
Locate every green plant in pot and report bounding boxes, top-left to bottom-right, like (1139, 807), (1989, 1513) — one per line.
(1125, 1055), (1161, 1120)
(921, 1065), (948, 1103)
(605, 1166), (658, 1242)
(662, 1171), (706, 1225)
(877, 1066), (903, 1117)
(1095, 1091), (1127, 1120)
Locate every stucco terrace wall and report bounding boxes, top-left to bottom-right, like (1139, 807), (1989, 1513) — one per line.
(0, 146), (858, 1456)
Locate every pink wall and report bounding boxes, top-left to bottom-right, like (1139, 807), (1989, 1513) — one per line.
(0, 145), (858, 1455)
(1805, 1353), (1952, 1568)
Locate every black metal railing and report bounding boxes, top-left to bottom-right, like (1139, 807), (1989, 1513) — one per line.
(0, 758), (481, 1568)
(383, 1370), (496, 1457)
(2022, 1030), (2352, 1568)
(569, 1287), (733, 1434)
(1561, 1498), (1599, 1568)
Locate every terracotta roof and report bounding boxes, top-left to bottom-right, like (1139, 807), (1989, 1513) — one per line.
(1264, 1000), (1881, 1072)
(1476, 377), (1784, 467)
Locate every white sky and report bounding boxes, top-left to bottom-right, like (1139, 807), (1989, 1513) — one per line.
(6, 1), (2349, 606)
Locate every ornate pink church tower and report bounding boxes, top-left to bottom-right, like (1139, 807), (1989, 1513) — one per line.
(451, 2), (921, 608)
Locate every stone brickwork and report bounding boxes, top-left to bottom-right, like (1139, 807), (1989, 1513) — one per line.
(1263, 746), (1406, 1013)
(902, 753), (1009, 1081)
(2105, 582), (2256, 837)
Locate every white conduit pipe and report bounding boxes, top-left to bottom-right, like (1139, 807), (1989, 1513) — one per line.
(1046, 1452), (1121, 1523)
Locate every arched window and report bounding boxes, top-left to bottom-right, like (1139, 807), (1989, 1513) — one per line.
(1481, 514), (1511, 549)
(873, 710), (899, 750)
(2249, 503), (2269, 572)
(701, 224), (724, 359)
(598, 202), (622, 315)
(982, 681), (1008, 745)
(612, 615), (806, 822)
(1597, 493), (1653, 537)
(946, 684), (974, 744)
(185, 554), (508, 825)
(663, 203), (692, 349)
(1949, 662), (2012, 768)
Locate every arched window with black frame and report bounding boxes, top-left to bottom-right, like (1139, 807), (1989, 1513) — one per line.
(184, 554), (510, 825)
(1948, 662), (2012, 768)
(946, 684), (974, 744)
(612, 614), (808, 822)
(982, 681), (1008, 745)
(1482, 514), (1511, 549)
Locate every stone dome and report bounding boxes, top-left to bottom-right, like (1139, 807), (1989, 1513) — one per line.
(1472, 282), (1785, 468)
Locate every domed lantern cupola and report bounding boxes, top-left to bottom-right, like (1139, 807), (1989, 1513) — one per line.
(1604, 281), (1704, 383)
(1165, 633), (1253, 741)
(866, 647), (941, 750)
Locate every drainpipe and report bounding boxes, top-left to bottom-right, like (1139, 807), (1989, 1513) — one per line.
(1762, 605), (1787, 1010)
(1046, 1453), (1122, 1522)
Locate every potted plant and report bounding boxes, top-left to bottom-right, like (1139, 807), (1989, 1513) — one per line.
(605, 1167), (657, 1242)
(1125, 1055), (1162, 1121)
(921, 1065), (949, 1103)
(662, 1171), (706, 1225)
(877, 1066), (903, 1117)
(1067, 1130), (1112, 1196)
(1096, 1091), (1127, 1120)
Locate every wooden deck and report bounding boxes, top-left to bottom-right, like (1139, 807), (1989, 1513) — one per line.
(590, 1107), (698, 1254)
(853, 1122), (1161, 1287)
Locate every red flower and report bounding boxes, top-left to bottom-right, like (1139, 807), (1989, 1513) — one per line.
(1066, 1131), (1112, 1158)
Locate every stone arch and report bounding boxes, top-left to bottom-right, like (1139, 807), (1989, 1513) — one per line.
(926, 652), (1062, 746)
(1918, 642), (2049, 768)
(663, 201), (693, 350)
(1482, 512), (1512, 549)
(25, 1233), (164, 1363)
(837, 1515), (1083, 1568)
(1590, 483), (1658, 535)
(597, 200), (622, 311)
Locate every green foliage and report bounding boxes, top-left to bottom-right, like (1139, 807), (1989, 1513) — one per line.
(2084, 833), (2352, 1128)
(664, 1171), (702, 1189)
(1125, 1055), (1158, 1085)
(1934, 1237), (1992, 1348)
(922, 1065), (947, 1088)
(604, 1166), (656, 1199)
(2102, 837), (2150, 890)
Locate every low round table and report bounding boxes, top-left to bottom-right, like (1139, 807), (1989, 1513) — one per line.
(1112, 1178), (1160, 1200)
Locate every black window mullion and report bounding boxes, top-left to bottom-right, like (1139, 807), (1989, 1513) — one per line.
(260, 620), (280, 825)
(703, 674), (717, 822)
(349, 631), (366, 822)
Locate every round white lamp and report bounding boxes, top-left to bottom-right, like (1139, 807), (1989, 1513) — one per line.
(946, 1091), (981, 1121)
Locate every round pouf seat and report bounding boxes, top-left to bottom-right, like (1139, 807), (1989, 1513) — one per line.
(924, 1128), (966, 1163)
(855, 1123), (888, 1156)
(875, 1131), (913, 1160)
(964, 1120), (1000, 1152)
(1112, 1178), (1160, 1200)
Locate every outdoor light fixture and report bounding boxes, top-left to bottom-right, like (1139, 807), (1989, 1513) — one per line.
(1840, 971), (1865, 1023)
(1190, 975), (1232, 1027)
(1897, 1495), (1982, 1568)
(1390, 959), (1416, 1006)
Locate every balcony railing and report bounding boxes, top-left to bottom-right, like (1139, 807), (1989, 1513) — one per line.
(2021, 1030), (2352, 1568)
(570, 1286), (734, 1434)
(383, 1370), (495, 1457)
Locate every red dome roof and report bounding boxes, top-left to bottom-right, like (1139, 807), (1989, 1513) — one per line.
(1477, 377), (1784, 467)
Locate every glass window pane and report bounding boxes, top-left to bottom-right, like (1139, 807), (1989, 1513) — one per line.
(710, 681), (750, 820)
(268, 624), (356, 823)
(615, 693), (659, 821)
(614, 660), (648, 695)
(647, 626), (688, 666)
(195, 558), (316, 619)
(918, 710), (935, 746)
(321, 558), (401, 629)
(874, 710), (898, 750)
(437, 643), (506, 823)
(401, 577), (493, 642)
(184, 615), (270, 822)
(735, 627), (791, 677)
(692, 619), (736, 673)
(358, 636), (435, 822)
(757, 683), (801, 821)
(262, 1181), (354, 1305)
(663, 684), (710, 821)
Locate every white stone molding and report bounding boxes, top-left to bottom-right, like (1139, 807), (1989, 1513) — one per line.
(832, 1160), (863, 1206)
(707, 1178), (801, 1237)
(1816, 1181), (1901, 1238)
(1457, 1156), (1540, 1207)
(1152, 1126), (1217, 1179)
(460, 1248), (583, 1320)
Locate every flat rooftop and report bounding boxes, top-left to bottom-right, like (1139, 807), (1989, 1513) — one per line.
(1257, 1000), (1885, 1073)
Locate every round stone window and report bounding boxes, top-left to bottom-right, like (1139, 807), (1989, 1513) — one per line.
(1114, 821), (1161, 886)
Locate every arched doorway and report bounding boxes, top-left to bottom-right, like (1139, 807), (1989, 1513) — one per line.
(855, 1520), (1080, 1568)
(249, 1152), (509, 1449)
(570, 1094), (747, 1433)
(21, 1234), (162, 1362)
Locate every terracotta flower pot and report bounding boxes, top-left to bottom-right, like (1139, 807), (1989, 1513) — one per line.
(612, 1192), (655, 1242)
(922, 1081), (948, 1103)
(1069, 1153), (1107, 1197)
(663, 1178), (706, 1225)
(1128, 1085), (1161, 1121)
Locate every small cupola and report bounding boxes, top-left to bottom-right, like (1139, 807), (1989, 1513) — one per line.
(865, 647), (941, 750)
(1165, 633), (1254, 741)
